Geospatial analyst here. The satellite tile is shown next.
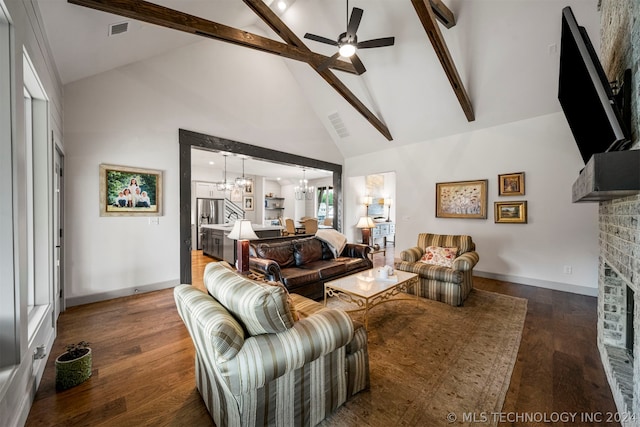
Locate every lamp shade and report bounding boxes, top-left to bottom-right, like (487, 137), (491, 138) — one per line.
(227, 220), (258, 240)
(361, 196), (373, 206)
(356, 216), (376, 229)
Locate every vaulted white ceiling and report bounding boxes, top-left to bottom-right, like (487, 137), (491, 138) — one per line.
(36, 0), (601, 159)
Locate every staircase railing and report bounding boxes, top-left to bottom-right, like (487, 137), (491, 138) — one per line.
(223, 198), (245, 222)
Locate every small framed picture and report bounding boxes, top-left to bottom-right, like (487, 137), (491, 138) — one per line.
(494, 201), (527, 223)
(243, 196), (254, 211)
(244, 179), (254, 195)
(498, 172), (525, 196)
(230, 186), (242, 202)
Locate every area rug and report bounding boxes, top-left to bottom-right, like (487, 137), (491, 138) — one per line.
(321, 289), (527, 427)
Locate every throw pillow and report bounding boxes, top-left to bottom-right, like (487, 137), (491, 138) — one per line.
(315, 228), (348, 258)
(419, 246), (459, 268)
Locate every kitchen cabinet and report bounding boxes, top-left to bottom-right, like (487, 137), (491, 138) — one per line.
(202, 228), (224, 260)
(195, 181), (219, 198)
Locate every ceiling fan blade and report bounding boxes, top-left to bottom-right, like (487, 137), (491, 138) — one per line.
(304, 33), (339, 46)
(357, 37), (395, 49)
(317, 52), (341, 72)
(346, 7), (363, 38)
(350, 53), (367, 74)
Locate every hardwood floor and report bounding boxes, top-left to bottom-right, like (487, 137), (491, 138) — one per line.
(25, 247), (619, 426)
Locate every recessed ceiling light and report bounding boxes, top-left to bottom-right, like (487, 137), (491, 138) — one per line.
(209, 161), (214, 165)
(277, 1), (287, 11)
(276, 177), (281, 181)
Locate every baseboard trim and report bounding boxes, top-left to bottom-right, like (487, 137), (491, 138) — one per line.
(66, 279), (180, 307)
(474, 270), (598, 297)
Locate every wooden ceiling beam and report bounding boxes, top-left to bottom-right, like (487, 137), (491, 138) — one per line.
(243, 0), (393, 140)
(412, 0), (475, 121)
(68, 0), (359, 75)
(430, 0), (456, 29)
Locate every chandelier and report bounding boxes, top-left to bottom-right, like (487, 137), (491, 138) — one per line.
(235, 157), (247, 187)
(215, 154), (234, 191)
(295, 169), (314, 200)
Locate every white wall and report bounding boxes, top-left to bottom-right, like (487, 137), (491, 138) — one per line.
(63, 36), (342, 300)
(345, 112), (600, 295)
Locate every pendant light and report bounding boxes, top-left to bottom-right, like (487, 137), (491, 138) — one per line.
(216, 154), (233, 191)
(235, 157), (247, 188)
(295, 169), (314, 200)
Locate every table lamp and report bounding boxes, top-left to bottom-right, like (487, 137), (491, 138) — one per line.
(356, 216), (375, 246)
(227, 220), (258, 274)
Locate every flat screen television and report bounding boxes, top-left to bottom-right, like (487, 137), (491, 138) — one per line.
(558, 6), (630, 165)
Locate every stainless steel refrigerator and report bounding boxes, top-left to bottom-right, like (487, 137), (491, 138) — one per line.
(196, 198), (225, 250)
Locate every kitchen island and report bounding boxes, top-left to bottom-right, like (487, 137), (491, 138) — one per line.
(200, 224), (283, 264)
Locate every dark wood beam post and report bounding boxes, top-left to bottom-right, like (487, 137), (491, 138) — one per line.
(179, 129), (343, 284)
(430, 0), (456, 28)
(412, 0), (475, 121)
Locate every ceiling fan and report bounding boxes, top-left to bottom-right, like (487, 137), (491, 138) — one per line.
(303, 2), (395, 74)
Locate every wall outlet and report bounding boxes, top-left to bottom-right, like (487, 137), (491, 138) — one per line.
(563, 265), (572, 274)
(148, 217), (159, 225)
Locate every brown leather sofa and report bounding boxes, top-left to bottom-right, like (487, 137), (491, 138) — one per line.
(249, 236), (372, 300)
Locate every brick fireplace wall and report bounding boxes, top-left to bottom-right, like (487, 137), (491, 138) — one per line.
(598, 0), (640, 423)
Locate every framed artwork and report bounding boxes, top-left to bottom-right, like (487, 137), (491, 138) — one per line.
(495, 201), (528, 223)
(230, 186), (242, 202)
(435, 179), (488, 219)
(498, 172), (525, 196)
(243, 196), (254, 211)
(99, 164), (163, 217)
(244, 179), (254, 195)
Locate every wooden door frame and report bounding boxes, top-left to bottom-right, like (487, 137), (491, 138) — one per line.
(179, 129), (343, 284)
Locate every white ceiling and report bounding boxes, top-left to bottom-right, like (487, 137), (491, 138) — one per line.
(35, 0), (601, 158)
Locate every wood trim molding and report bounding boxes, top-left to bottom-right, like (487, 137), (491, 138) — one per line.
(411, 0), (475, 121)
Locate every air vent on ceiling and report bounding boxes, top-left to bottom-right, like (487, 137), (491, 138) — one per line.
(109, 22), (129, 37)
(328, 112), (349, 138)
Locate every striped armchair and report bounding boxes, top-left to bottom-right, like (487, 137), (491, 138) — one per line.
(174, 262), (369, 427)
(395, 233), (479, 306)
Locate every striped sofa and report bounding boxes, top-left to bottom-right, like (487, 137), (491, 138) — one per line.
(395, 233), (479, 306)
(174, 262), (370, 427)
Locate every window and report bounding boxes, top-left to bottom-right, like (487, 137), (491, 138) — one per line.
(23, 49), (51, 338)
(316, 186), (333, 220)
(0, 0), (16, 369)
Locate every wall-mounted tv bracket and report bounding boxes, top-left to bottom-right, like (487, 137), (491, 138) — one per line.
(610, 68), (632, 151)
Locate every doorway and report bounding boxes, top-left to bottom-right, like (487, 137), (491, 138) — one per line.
(179, 129), (343, 284)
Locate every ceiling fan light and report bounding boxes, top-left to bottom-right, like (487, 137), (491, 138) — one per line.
(339, 43), (356, 58)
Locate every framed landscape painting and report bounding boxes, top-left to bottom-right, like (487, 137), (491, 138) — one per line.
(498, 172), (525, 196)
(495, 201), (528, 223)
(100, 164), (163, 217)
(436, 179), (488, 219)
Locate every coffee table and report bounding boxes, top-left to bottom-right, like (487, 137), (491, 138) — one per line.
(324, 269), (419, 329)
